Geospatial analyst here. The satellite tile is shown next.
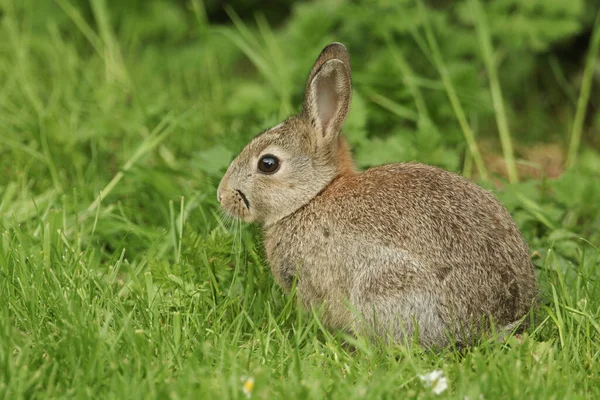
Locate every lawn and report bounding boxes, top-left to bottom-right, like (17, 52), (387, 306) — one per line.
(1, 0), (600, 398)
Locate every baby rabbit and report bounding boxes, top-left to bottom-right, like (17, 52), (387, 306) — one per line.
(218, 43), (537, 347)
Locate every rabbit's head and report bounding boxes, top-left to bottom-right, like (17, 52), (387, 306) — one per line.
(218, 43), (355, 226)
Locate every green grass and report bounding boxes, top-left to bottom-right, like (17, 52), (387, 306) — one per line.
(1, 0), (600, 398)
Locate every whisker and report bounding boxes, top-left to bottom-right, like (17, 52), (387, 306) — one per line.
(234, 219), (243, 253)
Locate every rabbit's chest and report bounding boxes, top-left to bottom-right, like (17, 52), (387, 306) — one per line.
(263, 227), (351, 297)
(264, 230), (357, 329)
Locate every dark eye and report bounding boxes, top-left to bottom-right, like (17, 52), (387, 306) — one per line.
(258, 154), (280, 174)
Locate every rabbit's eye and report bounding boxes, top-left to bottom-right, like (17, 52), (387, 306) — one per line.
(258, 154), (280, 174)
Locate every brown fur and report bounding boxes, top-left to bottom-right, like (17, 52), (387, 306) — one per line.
(218, 43), (537, 347)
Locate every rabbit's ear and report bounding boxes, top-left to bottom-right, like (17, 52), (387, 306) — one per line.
(302, 43), (352, 142)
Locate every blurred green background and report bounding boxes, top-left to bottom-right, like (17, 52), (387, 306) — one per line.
(1, 0), (600, 398)
(3, 0), (599, 252)
(6, 0), (600, 166)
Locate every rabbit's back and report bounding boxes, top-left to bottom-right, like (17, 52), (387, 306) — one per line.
(265, 162), (537, 345)
(323, 162), (531, 277)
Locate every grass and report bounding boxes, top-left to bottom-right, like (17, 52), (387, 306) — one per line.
(566, 10), (600, 170)
(470, 0), (518, 184)
(1, 0), (600, 398)
(417, 0), (489, 181)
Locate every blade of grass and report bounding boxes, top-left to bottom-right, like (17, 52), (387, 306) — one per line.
(76, 108), (194, 229)
(362, 88), (419, 122)
(90, 0), (131, 87)
(416, 0), (489, 181)
(550, 284), (565, 348)
(462, 114), (478, 178)
(471, 0), (518, 183)
(255, 14), (292, 117)
(55, 0), (103, 57)
(382, 33), (431, 121)
(566, 11), (600, 169)
(191, 0), (209, 28)
(220, 8), (291, 115)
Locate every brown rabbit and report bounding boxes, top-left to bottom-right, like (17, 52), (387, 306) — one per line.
(217, 43), (537, 347)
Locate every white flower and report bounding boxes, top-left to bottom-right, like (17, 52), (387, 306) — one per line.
(241, 376), (255, 398)
(418, 369), (448, 395)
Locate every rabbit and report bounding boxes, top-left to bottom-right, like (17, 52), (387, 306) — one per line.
(217, 43), (537, 347)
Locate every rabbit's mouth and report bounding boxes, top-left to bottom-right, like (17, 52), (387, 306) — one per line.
(218, 188), (253, 222)
(235, 189), (250, 209)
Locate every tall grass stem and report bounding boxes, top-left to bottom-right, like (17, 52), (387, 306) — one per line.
(471, 0), (518, 183)
(417, 0), (489, 181)
(566, 12), (600, 169)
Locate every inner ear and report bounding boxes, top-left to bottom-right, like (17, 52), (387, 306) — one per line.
(316, 69), (339, 132)
(306, 59), (351, 140)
